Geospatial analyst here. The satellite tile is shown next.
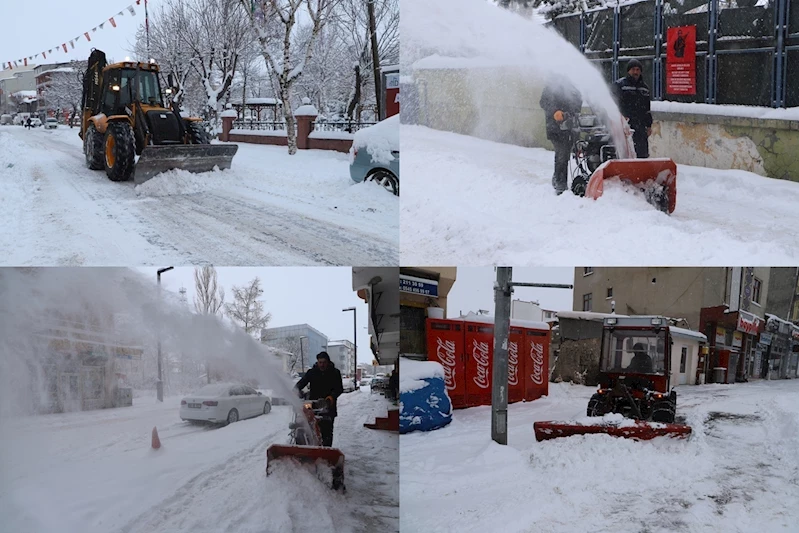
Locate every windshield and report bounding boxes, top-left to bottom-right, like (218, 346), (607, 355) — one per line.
(602, 329), (666, 375)
(105, 69), (163, 109)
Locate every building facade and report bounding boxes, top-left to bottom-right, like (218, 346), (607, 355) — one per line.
(260, 324), (328, 373)
(0, 67), (37, 114)
(353, 267), (401, 366)
(327, 339), (355, 377)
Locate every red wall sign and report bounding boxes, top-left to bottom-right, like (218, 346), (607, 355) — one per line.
(666, 25), (697, 95)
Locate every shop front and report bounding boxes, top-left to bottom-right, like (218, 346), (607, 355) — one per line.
(396, 267), (457, 360)
(700, 306), (765, 383)
(762, 315), (798, 379)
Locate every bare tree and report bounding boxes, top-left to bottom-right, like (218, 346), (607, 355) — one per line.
(225, 277), (272, 336)
(42, 62), (87, 124)
(193, 266), (225, 382)
(242, 0), (342, 154)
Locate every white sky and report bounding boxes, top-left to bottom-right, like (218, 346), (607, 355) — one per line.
(134, 267), (372, 365)
(1, 0), (143, 70)
(447, 267), (575, 317)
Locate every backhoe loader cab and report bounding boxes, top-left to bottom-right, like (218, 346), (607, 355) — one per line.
(80, 49), (237, 184)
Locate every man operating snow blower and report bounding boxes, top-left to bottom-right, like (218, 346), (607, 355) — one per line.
(294, 351), (344, 447)
(539, 76), (583, 195)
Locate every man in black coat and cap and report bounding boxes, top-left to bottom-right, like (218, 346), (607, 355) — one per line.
(539, 76), (583, 195)
(612, 59), (653, 158)
(294, 351), (344, 447)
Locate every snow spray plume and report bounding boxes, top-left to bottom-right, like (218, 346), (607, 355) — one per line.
(0, 268), (302, 422)
(400, 0), (632, 155)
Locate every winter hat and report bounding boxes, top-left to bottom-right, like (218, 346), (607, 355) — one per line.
(626, 59), (643, 72)
(316, 351), (331, 361)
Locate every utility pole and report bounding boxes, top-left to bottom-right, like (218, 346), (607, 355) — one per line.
(492, 268), (573, 445)
(367, 0), (382, 120)
(156, 267), (174, 402)
(299, 335), (307, 374)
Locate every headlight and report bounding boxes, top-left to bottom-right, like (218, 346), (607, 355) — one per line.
(606, 317), (617, 325)
(111, 85), (120, 91)
(651, 318), (662, 326)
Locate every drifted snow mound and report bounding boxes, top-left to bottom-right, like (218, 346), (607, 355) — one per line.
(134, 167), (224, 197)
(400, 357), (453, 434)
(350, 115), (399, 166)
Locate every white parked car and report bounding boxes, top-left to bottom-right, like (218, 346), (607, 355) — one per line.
(360, 376), (373, 387)
(342, 378), (356, 393)
(44, 117), (58, 129)
(180, 383), (271, 426)
(29, 117), (42, 127)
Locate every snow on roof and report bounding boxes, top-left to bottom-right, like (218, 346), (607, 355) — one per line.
(400, 357), (443, 393)
(231, 97), (281, 105)
(451, 311), (550, 331)
(556, 311), (630, 321)
(652, 101), (799, 122)
(351, 114), (399, 165)
(670, 326), (707, 342)
(40, 67), (75, 75)
(13, 90), (37, 97)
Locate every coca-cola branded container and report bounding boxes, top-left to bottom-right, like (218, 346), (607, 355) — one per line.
(426, 314), (550, 409)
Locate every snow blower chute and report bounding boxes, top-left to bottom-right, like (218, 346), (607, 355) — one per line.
(566, 112), (677, 214)
(534, 316), (692, 442)
(266, 399), (345, 490)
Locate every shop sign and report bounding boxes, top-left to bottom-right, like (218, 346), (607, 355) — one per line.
(732, 331), (743, 348)
(399, 274), (438, 297)
(759, 332), (773, 346)
(737, 312), (762, 335)
(715, 326), (726, 345)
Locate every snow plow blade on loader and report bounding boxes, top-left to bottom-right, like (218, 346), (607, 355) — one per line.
(585, 158), (677, 214)
(534, 420), (692, 442)
(133, 144), (239, 185)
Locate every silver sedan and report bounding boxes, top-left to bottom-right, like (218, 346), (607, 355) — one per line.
(180, 383), (272, 426)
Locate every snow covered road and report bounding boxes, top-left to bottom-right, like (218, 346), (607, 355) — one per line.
(0, 388), (399, 533)
(400, 380), (799, 533)
(400, 125), (799, 265)
(0, 127), (398, 266)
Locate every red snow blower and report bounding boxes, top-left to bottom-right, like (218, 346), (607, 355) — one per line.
(566, 112), (678, 214)
(266, 399), (345, 491)
(534, 316), (692, 442)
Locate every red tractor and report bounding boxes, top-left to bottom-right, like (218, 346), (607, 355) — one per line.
(535, 316), (692, 441)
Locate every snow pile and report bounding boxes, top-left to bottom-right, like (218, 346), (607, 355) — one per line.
(653, 100), (799, 121)
(555, 412), (640, 428)
(400, 357), (453, 433)
(219, 109), (238, 118)
(294, 104), (319, 117)
(133, 167), (226, 197)
(401, 0), (632, 155)
(351, 115), (399, 166)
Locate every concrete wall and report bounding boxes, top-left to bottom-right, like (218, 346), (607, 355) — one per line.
(552, 337), (602, 386)
(670, 338), (700, 386)
(650, 112), (799, 182)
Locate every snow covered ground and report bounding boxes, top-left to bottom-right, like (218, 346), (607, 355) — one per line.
(400, 379), (799, 533)
(0, 388), (398, 533)
(0, 127), (398, 266)
(400, 125), (799, 265)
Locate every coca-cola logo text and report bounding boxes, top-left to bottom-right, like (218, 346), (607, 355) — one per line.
(436, 337), (457, 391)
(530, 341), (544, 385)
(508, 341), (519, 386)
(473, 340), (490, 389)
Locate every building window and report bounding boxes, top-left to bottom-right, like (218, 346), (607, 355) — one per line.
(680, 347), (687, 373)
(583, 267), (594, 276)
(606, 287), (613, 299)
(752, 277), (762, 304)
(582, 293), (593, 312)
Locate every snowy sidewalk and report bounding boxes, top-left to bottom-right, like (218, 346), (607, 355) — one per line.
(400, 125), (799, 265)
(0, 390), (398, 533)
(0, 127), (398, 266)
(400, 380), (799, 533)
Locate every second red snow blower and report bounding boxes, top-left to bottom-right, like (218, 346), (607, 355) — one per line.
(266, 398), (345, 491)
(565, 112), (677, 214)
(534, 316), (692, 442)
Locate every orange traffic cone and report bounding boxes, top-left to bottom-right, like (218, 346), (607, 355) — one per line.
(152, 426), (161, 449)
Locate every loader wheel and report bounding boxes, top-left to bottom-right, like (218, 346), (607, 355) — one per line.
(84, 124), (104, 170)
(103, 122), (136, 182)
(186, 121), (210, 144)
(651, 399), (676, 423)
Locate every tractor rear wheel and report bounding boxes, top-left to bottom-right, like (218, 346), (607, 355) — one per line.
(651, 399), (676, 423)
(587, 394), (605, 417)
(103, 122), (136, 182)
(186, 121), (210, 144)
(84, 124), (104, 170)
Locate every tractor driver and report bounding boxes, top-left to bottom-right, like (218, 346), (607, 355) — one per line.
(294, 351), (343, 447)
(627, 343), (654, 373)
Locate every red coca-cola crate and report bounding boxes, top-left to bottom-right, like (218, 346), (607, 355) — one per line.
(508, 327), (526, 403)
(464, 321), (494, 407)
(425, 318), (466, 408)
(524, 329), (550, 401)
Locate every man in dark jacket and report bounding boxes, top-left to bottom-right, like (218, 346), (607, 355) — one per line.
(294, 351), (343, 446)
(388, 365), (399, 402)
(539, 77), (583, 195)
(612, 59), (653, 158)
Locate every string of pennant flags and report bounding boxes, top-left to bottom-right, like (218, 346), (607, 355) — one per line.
(2, 0), (149, 70)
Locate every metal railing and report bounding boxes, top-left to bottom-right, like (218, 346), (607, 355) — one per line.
(312, 120), (376, 133)
(231, 120), (286, 131)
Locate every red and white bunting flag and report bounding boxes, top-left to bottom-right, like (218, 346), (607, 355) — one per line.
(118, 11), (124, 17)
(42, 52), (47, 59)
(92, 27), (97, 32)
(136, 0), (141, 4)
(85, 32), (92, 41)
(99, 22), (105, 29)
(24, 58), (27, 66)
(109, 17), (116, 28)
(128, 6), (136, 15)
(13, 61), (18, 67)
(69, 41), (75, 49)
(62, 43), (68, 53)
(7, 62), (11, 69)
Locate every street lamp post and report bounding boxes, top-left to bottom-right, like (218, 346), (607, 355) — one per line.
(342, 307), (357, 385)
(156, 267), (174, 402)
